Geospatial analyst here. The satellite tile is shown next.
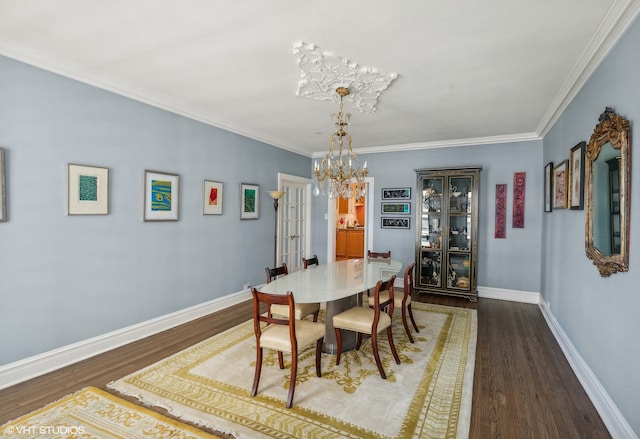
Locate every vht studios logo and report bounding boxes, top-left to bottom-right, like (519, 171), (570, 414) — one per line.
(4, 425), (86, 435)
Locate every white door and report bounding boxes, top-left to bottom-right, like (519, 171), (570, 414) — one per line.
(278, 174), (311, 272)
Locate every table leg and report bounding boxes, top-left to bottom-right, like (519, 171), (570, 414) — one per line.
(323, 294), (358, 354)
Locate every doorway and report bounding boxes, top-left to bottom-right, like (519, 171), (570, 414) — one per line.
(326, 177), (374, 262)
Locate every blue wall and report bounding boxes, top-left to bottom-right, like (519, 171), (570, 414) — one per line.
(542, 15), (640, 435)
(0, 55), (310, 364)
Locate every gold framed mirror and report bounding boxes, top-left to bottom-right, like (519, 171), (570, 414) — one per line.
(585, 107), (631, 277)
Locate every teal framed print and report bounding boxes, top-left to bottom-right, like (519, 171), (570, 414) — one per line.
(67, 163), (109, 215)
(240, 183), (259, 220)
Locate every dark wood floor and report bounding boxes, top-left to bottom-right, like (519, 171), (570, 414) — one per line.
(0, 295), (610, 438)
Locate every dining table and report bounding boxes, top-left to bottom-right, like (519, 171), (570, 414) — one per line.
(260, 258), (403, 353)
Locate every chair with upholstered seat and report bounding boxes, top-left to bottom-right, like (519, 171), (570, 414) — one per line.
(265, 263), (320, 322)
(368, 263), (419, 343)
(333, 275), (401, 379)
(250, 288), (325, 408)
(301, 254), (319, 269)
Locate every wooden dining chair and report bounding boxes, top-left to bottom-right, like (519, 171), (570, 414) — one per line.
(363, 250), (391, 298)
(265, 263), (320, 322)
(250, 288), (325, 408)
(265, 263), (288, 282)
(368, 263), (419, 343)
(367, 250), (391, 261)
(301, 254), (319, 269)
(333, 275), (401, 379)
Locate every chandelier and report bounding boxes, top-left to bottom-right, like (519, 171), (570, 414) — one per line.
(313, 87), (368, 199)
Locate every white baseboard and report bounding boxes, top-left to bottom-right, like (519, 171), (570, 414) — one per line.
(478, 286), (541, 304)
(539, 300), (637, 439)
(0, 289), (252, 390)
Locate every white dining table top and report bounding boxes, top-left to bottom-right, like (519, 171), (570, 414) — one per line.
(260, 258), (402, 303)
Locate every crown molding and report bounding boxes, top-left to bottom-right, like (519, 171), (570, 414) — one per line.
(311, 132), (542, 158)
(537, 0), (640, 137)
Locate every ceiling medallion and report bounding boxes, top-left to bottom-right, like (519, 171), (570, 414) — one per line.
(292, 42), (398, 114)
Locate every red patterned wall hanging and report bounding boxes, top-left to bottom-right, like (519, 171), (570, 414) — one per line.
(495, 184), (507, 238)
(512, 172), (526, 228)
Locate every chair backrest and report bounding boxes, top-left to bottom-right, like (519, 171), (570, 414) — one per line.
(265, 263), (288, 284)
(251, 288), (297, 349)
(302, 254), (319, 269)
(368, 250), (391, 261)
(403, 262), (416, 303)
(371, 275), (396, 324)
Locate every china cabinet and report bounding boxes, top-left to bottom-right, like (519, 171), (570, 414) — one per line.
(415, 167), (481, 301)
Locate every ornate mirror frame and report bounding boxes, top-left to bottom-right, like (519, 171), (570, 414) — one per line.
(585, 107), (631, 277)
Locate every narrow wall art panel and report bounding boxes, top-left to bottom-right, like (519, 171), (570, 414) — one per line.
(512, 172), (525, 228)
(495, 183), (507, 238)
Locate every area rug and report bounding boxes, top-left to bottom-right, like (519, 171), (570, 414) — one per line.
(109, 302), (477, 439)
(0, 386), (221, 438)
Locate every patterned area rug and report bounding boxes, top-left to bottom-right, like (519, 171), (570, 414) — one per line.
(0, 386), (221, 438)
(109, 303), (477, 439)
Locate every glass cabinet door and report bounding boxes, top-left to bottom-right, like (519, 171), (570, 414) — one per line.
(447, 252), (471, 290)
(447, 176), (473, 252)
(421, 176), (444, 246)
(420, 251), (442, 287)
(420, 176), (444, 288)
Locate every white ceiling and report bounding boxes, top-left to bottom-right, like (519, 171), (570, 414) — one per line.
(1, 0), (639, 157)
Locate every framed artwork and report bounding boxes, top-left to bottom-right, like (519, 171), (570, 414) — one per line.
(569, 141), (586, 210)
(67, 164), (109, 215)
(553, 160), (569, 210)
(381, 217), (410, 229)
(381, 202), (410, 214)
(143, 170), (179, 221)
(495, 184), (507, 238)
(0, 147), (5, 222)
(512, 172), (525, 228)
(203, 180), (223, 215)
(382, 187), (411, 200)
(544, 162), (553, 212)
(240, 183), (259, 219)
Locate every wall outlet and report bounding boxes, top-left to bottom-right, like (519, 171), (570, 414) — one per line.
(244, 283), (251, 290)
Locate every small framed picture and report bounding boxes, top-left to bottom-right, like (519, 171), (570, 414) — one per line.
(240, 183), (259, 220)
(381, 202), (411, 214)
(0, 147), (6, 222)
(144, 170), (179, 221)
(67, 164), (109, 215)
(381, 217), (410, 229)
(553, 160), (569, 210)
(203, 180), (223, 215)
(382, 187), (411, 200)
(569, 141), (586, 210)
(544, 161), (553, 213)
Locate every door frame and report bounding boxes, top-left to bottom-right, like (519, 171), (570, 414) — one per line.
(277, 173), (312, 269)
(326, 177), (374, 262)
